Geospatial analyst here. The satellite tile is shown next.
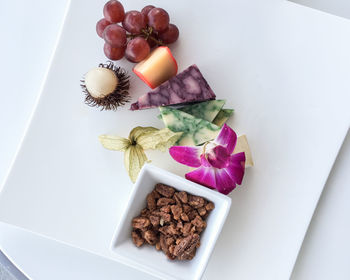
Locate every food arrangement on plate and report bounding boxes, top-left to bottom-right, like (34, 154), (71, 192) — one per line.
(81, 0), (254, 262)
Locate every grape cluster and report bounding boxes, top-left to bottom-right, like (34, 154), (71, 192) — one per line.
(96, 1), (179, 63)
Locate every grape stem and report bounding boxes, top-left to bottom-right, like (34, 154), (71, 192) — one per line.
(126, 26), (164, 46)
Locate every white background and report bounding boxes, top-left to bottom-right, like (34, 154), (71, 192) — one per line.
(0, 0), (349, 279)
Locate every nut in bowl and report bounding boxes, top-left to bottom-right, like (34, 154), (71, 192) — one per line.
(110, 164), (231, 280)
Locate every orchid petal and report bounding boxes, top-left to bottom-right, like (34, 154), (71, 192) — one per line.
(185, 166), (216, 190)
(169, 146), (201, 168)
(226, 152), (246, 185)
(214, 123), (237, 154)
(214, 168), (237, 195)
(207, 145), (230, 169)
(199, 154), (212, 167)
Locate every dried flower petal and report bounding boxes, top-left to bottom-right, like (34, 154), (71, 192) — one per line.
(100, 126), (182, 183)
(137, 128), (182, 152)
(124, 144), (149, 183)
(129, 127), (158, 143)
(99, 135), (131, 151)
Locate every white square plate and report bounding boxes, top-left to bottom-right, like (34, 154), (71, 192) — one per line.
(111, 164), (231, 280)
(0, 0), (349, 279)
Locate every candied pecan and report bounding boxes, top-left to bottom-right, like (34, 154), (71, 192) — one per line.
(180, 213), (189, 222)
(146, 192), (157, 211)
(152, 190), (161, 199)
(176, 221), (183, 230)
(143, 230), (158, 245)
(175, 191), (188, 204)
(183, 204), (192, 213)
(160, 205), (171, 213)
(140, 208), (150, 217)
(168, 223), (179, 235)
(159, 234), (168, 254)
(166, 236), (175, 246)
(197, 207), (207, 217)
(159, 224), (179, 236)
(182, 222), (192, 236)
(132, 231), (144, 247)
(167, 245), (176, 260)
(157, 197), (175, 207)
(152, 211), (171, 223)
(190, 225), (197, 234)
(174, 194), (182, 206)
(149, 215), (160, 227)
(184, 248), (196, 260)
(188, 195), (205, 209)
(188, 210), (198, 221)
(167, 252), (176, 260)
(155, 183), (175, 198)
(205, 202), (215, 211)
(132, 217), (150, 230)
(173, 234), (200, 260)
(171, 204), (183, 220)
(159, 226), (168, 236)
(202, 212), (209, 220)
(156, 242), (161, 251)
(191, 215), (206, 229)
(169, 244), (175, 255)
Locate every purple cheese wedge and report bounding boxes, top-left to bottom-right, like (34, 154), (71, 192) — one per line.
(130, 64), (216, 110)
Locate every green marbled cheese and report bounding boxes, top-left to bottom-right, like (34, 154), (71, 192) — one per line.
(212, 109), (234, 127)
(159, 107), (221, 146)
(157, 100), (225, 122)
(179, 100), (225, 122)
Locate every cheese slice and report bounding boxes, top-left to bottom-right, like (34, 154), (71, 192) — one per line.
(212, 109), (234, 127)
(158, 100), (226, 122)
(179, 100), (225, 122)
(130, 65), (216, 110)
(159, 107), (221, 146)
(234, 135), (254, 167)
(133, 46), (177, 89)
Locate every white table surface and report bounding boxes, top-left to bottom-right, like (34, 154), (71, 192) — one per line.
(0, 0), (349, 279)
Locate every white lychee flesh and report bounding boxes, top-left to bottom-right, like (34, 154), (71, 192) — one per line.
(85, 67), (118, 98)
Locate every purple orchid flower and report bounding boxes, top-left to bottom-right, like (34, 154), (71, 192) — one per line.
(169, 124), (245, 195)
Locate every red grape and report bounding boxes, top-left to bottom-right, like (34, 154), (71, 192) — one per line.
(96, 18), (111, 38)
(103, 24), (127, 47)
(104, 43), (125, 60)
(147, 36), (158, 48)
(159, 24), (179, 44)
(125, 37), (150, 63)
(103, 0), (125, 23)
(147, 8), (170, 32)
(141, 5), (155, 23)
(122, 11), (146, 34)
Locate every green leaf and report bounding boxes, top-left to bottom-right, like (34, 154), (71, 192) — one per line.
(137, 128), (183, 151)
(124, 144), (149, 183)
(99, 135), (131, 151)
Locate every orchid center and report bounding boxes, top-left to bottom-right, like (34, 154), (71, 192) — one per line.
(207, 145), (230, 169)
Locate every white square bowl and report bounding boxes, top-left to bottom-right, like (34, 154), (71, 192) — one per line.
(110, 164), (232, 280)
